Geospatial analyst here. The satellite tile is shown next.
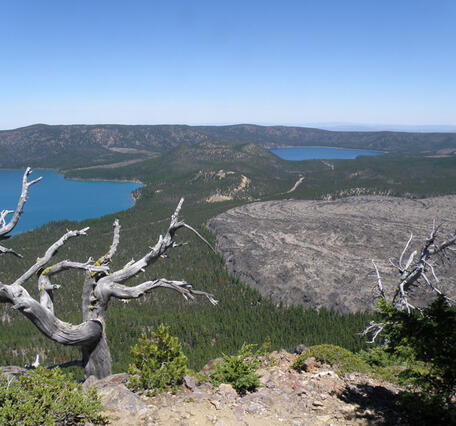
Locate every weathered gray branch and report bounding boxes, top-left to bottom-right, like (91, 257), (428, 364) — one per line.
(1, 187), (217, 379)
(365, 222), (456, 341)
(108, 278), (218, 305)
(391, 225), (456, 310)
(182, 223), (216, 253)
(109, 198), (214, 285)
(95, 219), (121, 267)
(0, 283), (10, 303)
(371, 259), (385, 299)
(0, 245), (22, 258)
(398, 233), (413, 270)
(360, 320), (385, 344)
(14, 227), (90, 287)
(38, 259), (110, 313)
(0, 210), (14, 232)
(0, 168), (41, 239)
(0, 283), (102, 345)
(109, 198), (185, 283)
(41, 259), (110, 278)
(0, 225), (105, 347)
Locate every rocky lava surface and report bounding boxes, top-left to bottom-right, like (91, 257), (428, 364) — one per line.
(207, 196), (456, 312)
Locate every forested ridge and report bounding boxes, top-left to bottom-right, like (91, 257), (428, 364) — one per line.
(2, 143), (456, 376)
(1, 123), (456, 168)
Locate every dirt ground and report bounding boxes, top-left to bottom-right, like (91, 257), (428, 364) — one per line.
(95, 351), (407, 425)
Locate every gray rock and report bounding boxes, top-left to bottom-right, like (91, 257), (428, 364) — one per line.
(302, 356), (317, 372)
(83, 372), (130, 391)
(252, 388), (275, 405)
(217, 383), (237, 397)
(82, 375), (98, 390)
(98, 383), (147, 414)
(198, 382), (216, 393)
(200, 357), (222, 374)
(293, 344), (309, 354)
(183, 374), (197, 391)
(185, 390), (210, 402)
(243, 402), (264, 415)
(257, 368), (271, 385)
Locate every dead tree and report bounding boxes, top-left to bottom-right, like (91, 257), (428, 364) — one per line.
(362, 222), (456, 342)
(0, 168), (41, 257)
(0, 168), (217, 379)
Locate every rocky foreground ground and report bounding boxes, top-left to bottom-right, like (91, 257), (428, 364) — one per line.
(73, 351), (407, 425)
(207, 196), (456, 312)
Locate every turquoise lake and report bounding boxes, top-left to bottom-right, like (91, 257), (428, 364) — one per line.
(270, 147), (383, 160)
(0, 170), (142, 234)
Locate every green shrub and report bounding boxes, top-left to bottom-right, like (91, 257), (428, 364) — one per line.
(128, 324), (188, 395)
(357, 345), (417, 385)
(378, 295), (456, 405)
(209, 343), (262, 396)
(293, 344), (371, 375)
(0, 367), (106, 425)
(358, 345), (404, 368)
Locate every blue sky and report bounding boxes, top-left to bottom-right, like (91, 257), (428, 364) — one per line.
(1, 0), (455, 129)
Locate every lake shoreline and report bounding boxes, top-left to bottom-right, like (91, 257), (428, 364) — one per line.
(269, 146), (384, 161)
(64, 175), (144, 185)
(266, 145), (387, 153)
(0, 167), (144, 185)
(62, 175), (144, 209)
(1, 169), (142, 235)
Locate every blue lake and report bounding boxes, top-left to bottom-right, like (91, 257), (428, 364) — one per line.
(0, 170), (142, 234)
(270, 147), (383, 160)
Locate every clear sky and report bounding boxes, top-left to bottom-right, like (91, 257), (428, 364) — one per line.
(1, 0), (455, 130)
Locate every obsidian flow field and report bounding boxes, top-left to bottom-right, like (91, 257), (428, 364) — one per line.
(208, 196), (456, 312)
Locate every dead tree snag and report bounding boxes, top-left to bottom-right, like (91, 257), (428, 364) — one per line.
(363, 222), (456, 342)
(0, 169), (217, 379)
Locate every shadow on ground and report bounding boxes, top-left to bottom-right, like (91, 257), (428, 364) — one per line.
(339, 382), (456, 426)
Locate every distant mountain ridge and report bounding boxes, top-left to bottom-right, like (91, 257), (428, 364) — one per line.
(1, 123), (456, 168)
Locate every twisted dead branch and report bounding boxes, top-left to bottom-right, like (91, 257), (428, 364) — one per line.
(363, 223), (456, 342)
(1, 169), (217, 379)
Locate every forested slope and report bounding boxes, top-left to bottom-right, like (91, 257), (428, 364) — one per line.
(1, 123), (456, 168)
(1, 143), (456, 376)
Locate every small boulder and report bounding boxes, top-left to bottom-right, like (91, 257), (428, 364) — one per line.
(98, 383), (147, 415)
(183, 374), (197, 391)
(302, 356), (317, 372)
(256, 368), (271, 385)
(293, 344), (309, 354)
(83, 373), (130, 391)
(200, 357), (222, 374)
(82, 375), (98, 391)
(217, 383), (237, 397)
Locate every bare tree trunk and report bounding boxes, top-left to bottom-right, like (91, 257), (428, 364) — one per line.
(81, 275), (112, 379)
(82, 329), (112, 379)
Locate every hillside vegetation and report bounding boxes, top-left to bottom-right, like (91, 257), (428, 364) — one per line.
(1, 143), (456, 377)
(1, 123), (456, 168)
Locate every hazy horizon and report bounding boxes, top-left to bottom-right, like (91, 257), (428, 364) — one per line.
(2, 121), (456, 134)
